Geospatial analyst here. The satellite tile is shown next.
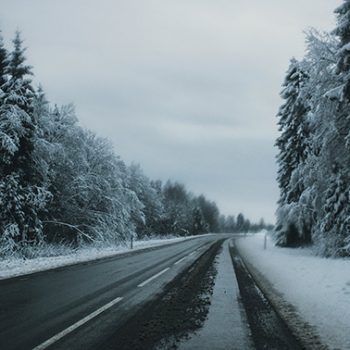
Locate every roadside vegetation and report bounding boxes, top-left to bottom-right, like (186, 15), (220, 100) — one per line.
(0, 30), (270, 259)
(275, 0), (350, 256)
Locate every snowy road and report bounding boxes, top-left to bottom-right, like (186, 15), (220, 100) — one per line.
(0, 235), (303, 350)
(0, 235), (223, 350)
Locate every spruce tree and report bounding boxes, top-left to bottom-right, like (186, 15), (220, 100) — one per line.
(315, 0), (350, 256)
(1, 31), (36, 178)
(332, 1), (350, 143)
(0, 32), (50, 253)
(334, 1), (350, 82)
(0, 31), (7, 88)
(275, 59), (311, 246)
(321, 163), (350, 256)
(3, 32), (34, 113)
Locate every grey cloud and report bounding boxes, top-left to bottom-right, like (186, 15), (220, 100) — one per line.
(0, 0), (340, 221)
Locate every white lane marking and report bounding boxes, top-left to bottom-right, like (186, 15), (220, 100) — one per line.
(174, 256), (187, 265)
(174, 249), (198, 265)
(137, 268), (170, 287)
(32, 296), (123, 350)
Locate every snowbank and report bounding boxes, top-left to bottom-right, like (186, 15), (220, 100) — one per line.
(0, 235), (210, 281)
(236, 234), (350, 350)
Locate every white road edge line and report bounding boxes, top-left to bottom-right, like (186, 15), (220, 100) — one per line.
(137, 267), (170, 287)
(32, 296), (124, 350)
(174, 256), (187, 265)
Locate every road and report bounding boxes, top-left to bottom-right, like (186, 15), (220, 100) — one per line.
(0, 235), (224, 350)
(0, 234), (303, 350)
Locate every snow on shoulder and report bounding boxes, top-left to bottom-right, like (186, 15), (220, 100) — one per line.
(0, 234), (211, 281)
(236, 233), (350, 350)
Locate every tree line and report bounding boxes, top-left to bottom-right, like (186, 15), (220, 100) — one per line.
(220, 214), (272, 234)
(0, 30), (269, 257)
(275, 0), (350, 256)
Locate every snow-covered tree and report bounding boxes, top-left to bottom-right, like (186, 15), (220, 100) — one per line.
(320, 164), (350, 256)
(0, 32), (51, 254)
(3, 32), (34, 113)
(162, 181), (193, 236)
(126, 164), (164, 238)
(0, 28), (262, 257)
(195, 195), (219, 233)
(273, 7), (350, 256)
(275, 59), (312, 246)
(334, 0), (350, 100)
(309, 1), (350, 255)
(191, 206), (207, 235)
(0, 31), (7, 88)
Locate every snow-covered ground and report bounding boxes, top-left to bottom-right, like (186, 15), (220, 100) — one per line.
(179, 239), (253, 350)
(236, 233), (350, 350)
(0, 235), (210, 281)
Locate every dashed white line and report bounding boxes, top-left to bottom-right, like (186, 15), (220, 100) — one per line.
(174, 256), (187, 265)
(32, 246), (205, 349)
(174, 249), (199, 265)
(137, 267), (170, 287)
(32, 296), (123, 350)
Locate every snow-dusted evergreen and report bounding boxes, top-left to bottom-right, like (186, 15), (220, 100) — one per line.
(0, 30), (268, 258)
(0, 32), (51, 255)
(0, 31), (7, 88)
(275, 59), (311, 246)
(275, 0), (350, 256)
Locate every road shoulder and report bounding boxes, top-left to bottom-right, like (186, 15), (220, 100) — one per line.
(235, 237), (328, 350)
(96, 239), (223, 350)
(178, 239), (253, 350)
(0, 235), (212, 281)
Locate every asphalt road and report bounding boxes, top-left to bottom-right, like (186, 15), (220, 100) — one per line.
(0, 234), (223, 350)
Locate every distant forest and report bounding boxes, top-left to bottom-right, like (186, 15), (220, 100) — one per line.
(275, 1), (350, 256)
(0, 30), (270, 258)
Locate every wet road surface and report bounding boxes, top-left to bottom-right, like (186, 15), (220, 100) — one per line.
(0, 235), (219, 350)
(0, 234), (303, 350)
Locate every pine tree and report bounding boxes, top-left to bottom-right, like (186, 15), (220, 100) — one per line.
(313, 1), (350, 256)
(334, 1), (350, 84)
(236, 213), (245, 232)
(3, 32), (34, 113)
(1, 31), (36, 177)
(0, 32), (50, 253)
(191, 207), (207, 235)
(276, 60), (310, 201)
(321, 163), (350, 256)
(331, 1), (350, 146)
(0, 31), (8, 88)
(275, 59), (311, 246)
(162, 181), (193, 236)
(196, 195), (220, 232)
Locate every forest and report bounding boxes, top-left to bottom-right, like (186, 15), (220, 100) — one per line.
(0, 30), (269, 258)
(275, 1), (350, 256)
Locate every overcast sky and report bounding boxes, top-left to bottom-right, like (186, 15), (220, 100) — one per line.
(0, 0), (340, 222)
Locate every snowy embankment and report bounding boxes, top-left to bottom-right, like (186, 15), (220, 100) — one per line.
(236, 233), (350, 350)
(0, 234), (210, 281)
